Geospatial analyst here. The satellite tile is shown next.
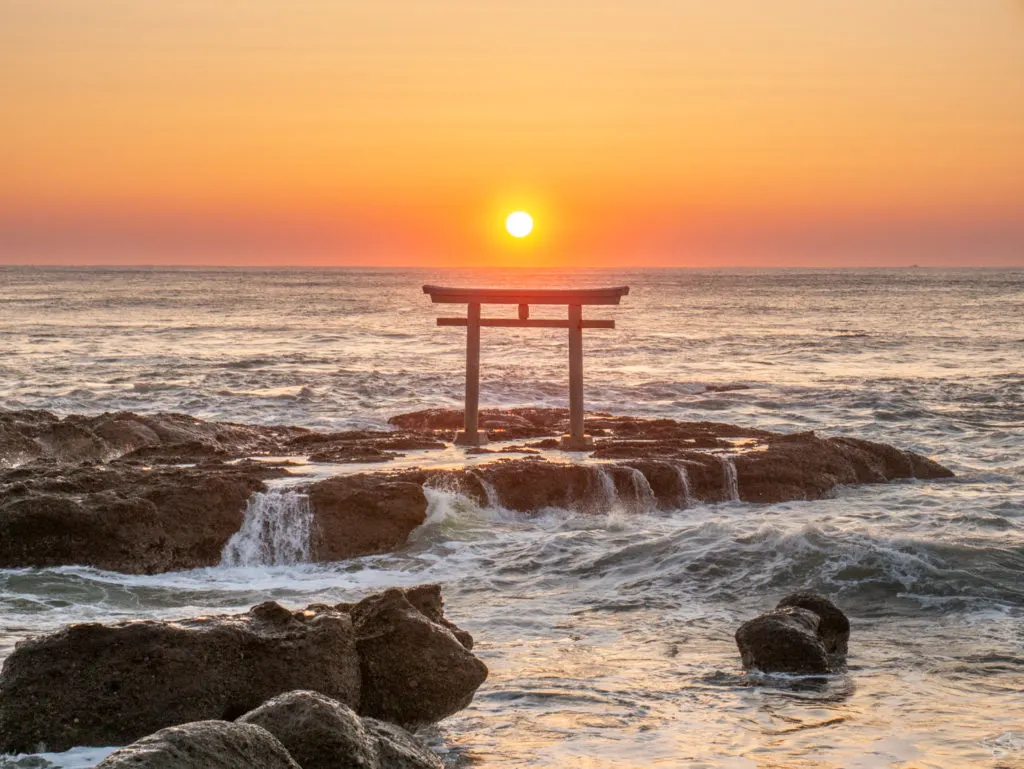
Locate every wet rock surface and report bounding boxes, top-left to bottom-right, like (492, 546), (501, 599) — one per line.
(735, 592), (851, 675)
(735, 607), (832, 675)
(238, 690), (442, 769)
(95, 720), (300, 769)
(307, 476), (429, 561)
(390, 407), (952, 505)
(0, 409), (446, 469)
(0, 463), (281, 574)
(351, 587), (489, 729)
(0, 602), (361, 754)
(0, 585), (481, 755)
(0, 408), (954, 574)
(776, 592), (850, 655)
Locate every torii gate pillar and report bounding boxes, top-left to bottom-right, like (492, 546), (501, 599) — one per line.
(423, 285), (629, 451)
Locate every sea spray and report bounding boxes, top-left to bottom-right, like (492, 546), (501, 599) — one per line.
(221, 489), (314, 567)
(719, 455), (740, 502)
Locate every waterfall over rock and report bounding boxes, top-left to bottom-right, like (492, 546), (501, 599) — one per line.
(589, 465), (618, 512)
(221, 489), (314, 567)
(675, 463), (694, 508)
(624, 467), (657, 513)
(719, 456), (740, 502)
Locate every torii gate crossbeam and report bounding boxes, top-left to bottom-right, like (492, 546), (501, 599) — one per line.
(423, 284), (629, 450)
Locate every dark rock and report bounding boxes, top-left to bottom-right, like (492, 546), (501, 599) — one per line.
(95, 720), (299, 769)
(735, 607), (831, 675)
(364, 718), (443, 769)
(0, 409), (310, 468)
(777, 592), (850, 655)
(0, 464), (280, 573)
(238, 690), (442, 769)
(400, 584), (474, 650)
(307, 476), (428, 561)
(351, 588), (487, 728)
(0, 603), (360, 753)
(238, 691), (378, 769)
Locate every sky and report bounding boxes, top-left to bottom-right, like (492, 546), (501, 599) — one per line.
(1, 0), (1023, 267)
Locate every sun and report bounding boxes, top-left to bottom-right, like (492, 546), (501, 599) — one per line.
(505, 211), (533, 238)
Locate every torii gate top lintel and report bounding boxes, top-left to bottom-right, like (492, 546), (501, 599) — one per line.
(422, 284), (629, 306)
(423, 284), (630, 451)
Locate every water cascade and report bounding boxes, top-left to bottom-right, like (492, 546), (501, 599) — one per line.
(475, 473), (504, 510)
(589, 465), (619, 512)
(719, 455), (740, 502)
(221, 489), (314, 567)
(675, 463), (694, 508)
(625, 467), (658, 513)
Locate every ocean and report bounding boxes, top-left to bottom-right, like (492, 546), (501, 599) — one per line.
(1, 266), (1022, 768)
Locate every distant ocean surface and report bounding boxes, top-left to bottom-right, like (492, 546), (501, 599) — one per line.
(1, 267), (1023, 768)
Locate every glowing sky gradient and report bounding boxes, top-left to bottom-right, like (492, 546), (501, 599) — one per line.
(2, 1), (1022, 266)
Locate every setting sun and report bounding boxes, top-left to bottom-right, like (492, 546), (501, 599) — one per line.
(505, 211), (534, 238)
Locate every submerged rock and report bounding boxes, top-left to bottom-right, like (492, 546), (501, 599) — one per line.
(95, 720), (299, 769)
(735, 592), (851, 675)
(0, 602), (360, 754)
(776, 592), (850, 655)
(351, 587), (488, 728)
(735, 607), (831, 675)
(238, 690), (441, 769)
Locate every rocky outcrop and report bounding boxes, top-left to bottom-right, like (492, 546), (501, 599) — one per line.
(0, 409), (449, 468)
(0, 407), (954, 574)
(0, 409), (308, 468)
(0, 602), (361, 754)
(0, 463), (281, 573)
(95, 721), (300, 769)
(777, 591), (850, 655)
(307, 476), (429, 561)
(0, 586), (483, 754)
(0, 464), (429, 574)
(735, 592), (850, 675)
(239, 690), (441, 769)
(351, 587), (488, 729)
(735, 607), (831, 675)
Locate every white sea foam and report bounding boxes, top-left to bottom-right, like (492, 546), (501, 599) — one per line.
(220, 490), (314, 567)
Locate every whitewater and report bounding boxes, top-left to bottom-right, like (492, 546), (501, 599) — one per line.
(1, 266), (1022, 768)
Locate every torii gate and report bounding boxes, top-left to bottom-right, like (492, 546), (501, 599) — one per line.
(423, 284), (629, 450)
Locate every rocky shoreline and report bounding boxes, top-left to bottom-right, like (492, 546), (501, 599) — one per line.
(0, 407), (953, 575)
(0, 584), (485, 759)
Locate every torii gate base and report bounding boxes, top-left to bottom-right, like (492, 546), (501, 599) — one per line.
(423, 285), (629, 451)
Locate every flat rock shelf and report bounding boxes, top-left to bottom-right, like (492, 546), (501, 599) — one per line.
(0, 408), (953, 576)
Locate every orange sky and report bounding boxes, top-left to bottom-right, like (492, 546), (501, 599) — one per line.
(2, 0), (1023, 266)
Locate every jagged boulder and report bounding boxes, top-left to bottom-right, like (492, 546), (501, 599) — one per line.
(735, 592), (852, 675)
(0, 602), (360, 754)
(95, 720), (300, 769)
(307, 476), (428, 561)
(238, 690), (441, 769)
(735, 606), (831, 675)
(351, 587), (488, 728)
(777, 592), (850, 655)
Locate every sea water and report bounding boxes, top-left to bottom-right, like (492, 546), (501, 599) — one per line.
(0, 267), (1022, 768)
